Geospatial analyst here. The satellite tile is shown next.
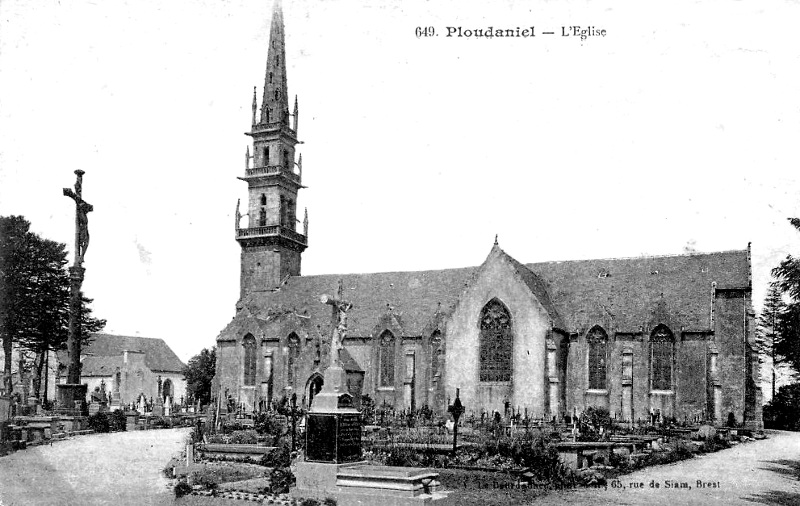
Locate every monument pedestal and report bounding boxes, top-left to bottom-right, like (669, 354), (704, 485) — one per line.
(56, 384), (87, 411)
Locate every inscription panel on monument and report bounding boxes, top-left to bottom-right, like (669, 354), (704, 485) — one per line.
(336, 413), (362, 463)
(306, 414), (336, 462)
(305, 412), (362, 463)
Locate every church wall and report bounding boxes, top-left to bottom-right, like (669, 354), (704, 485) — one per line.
(346, 341), (373, 396)
(445, 257), (550, 418)
(119, 351), (160, 405)
(216, 340), (241, 403)
(606, 339), (624, 419)
(675, 340), (707, 421)
(714, 291), (747, 424)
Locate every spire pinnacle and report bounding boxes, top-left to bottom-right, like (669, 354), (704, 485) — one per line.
(251, 86), (257, 125)
(261, 0), (289, 126)
(293, 94), (299, 134)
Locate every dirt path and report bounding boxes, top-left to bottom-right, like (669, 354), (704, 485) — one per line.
(532, 430), (800, 505)
(0, 427), (190, 506)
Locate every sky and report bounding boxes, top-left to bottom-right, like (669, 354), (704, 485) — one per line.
(1, 0), (799, 392)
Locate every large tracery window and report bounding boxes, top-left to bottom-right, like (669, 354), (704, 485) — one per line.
(651, 325), (674, 391)
(379, 330), (395, 387)
(287, 333), (300, 385)
(243, 334), (257, 386)
(479, 299), (513, 382)
(587, 326), (608, 390)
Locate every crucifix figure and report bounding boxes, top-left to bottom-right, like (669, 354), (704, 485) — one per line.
(320, 279), (352, 370)
(63, 170), (93, 266)
(62, 170), (93, 386)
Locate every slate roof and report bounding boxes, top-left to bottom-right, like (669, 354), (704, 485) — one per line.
(340, 348), (363, 372)
(79, 333), (186, 373)
(527, 249), (750, 332)
(232, 249), (749, 338)
(80, 355), (122, 377)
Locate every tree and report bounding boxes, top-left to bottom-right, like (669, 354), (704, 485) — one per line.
(772, 217), (800, 376)
(183, 347), (216, 406)
(0, 215), (105, 398)
(762, 383), (800, 431)
(758, 282), (787, 400)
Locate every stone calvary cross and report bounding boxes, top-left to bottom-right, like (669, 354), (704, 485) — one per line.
(59, 170), (93, 406)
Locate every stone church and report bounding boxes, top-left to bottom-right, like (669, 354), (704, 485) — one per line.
(215, 1), (763, 428)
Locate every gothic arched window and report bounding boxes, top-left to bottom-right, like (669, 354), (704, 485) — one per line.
(258, 208), (267, 227)
(379, 330), (395, 387)
(243, 334), (257, 386)
(260, 193), (267, 206)
(587, 326), (608, 390)
(651, 325), (674, 391)
(287, 333), (300, 385)
(479, 299), (512, 382)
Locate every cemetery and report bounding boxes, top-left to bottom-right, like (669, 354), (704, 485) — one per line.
(166, 391), (767, 506)
(167, 308), (767, 506)
(0, 385), (205, 456)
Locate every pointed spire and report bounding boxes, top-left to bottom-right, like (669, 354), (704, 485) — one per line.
(245, 146), (250, 171)
(251, 86), (257, 125)
(303, 207), (308, 237)
(293, 95), (299, 134)
(261, 0), (289, 125)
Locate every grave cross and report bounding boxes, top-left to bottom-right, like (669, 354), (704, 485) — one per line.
(320, 279), (353, 369)
(448, 388), (465, 455)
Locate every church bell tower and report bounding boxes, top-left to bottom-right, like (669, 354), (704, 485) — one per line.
(236, 0), (307, 298)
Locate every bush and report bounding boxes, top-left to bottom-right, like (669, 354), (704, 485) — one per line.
(323, 498), (337, 506)
(269, 466), (295, 494)
(300, 499), (320, 506)
(259, 444), (292, 468)
(87, 412), (110, 433)
(108, 410), (126, 432)
(229, 430), (259, 444)
(174, 480), (193, 498)
(254, 412), (284, 437)
(385, 447), (426, 467)
(188, 463), (267, 489)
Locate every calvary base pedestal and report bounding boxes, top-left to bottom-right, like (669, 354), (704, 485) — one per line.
(304, 364), (362, 464)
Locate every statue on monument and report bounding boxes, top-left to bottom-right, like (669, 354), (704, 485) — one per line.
(320, 279), (352, 369)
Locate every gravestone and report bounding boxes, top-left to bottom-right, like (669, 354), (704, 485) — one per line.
(153, 398), (164, 417)
(0, 396), (10, 422)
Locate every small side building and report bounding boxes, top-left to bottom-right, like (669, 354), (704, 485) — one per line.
(58, 333), (186, 408)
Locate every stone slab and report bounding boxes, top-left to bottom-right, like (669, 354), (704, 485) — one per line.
(292, 462), (451, 506)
